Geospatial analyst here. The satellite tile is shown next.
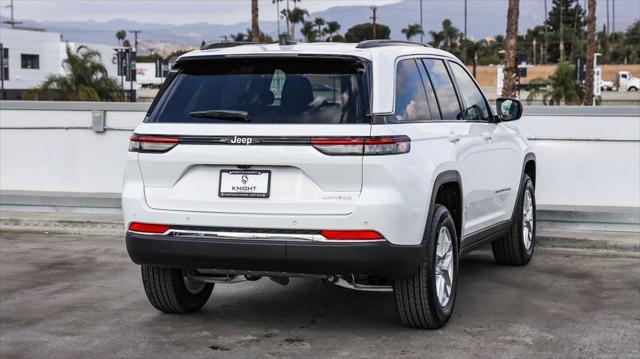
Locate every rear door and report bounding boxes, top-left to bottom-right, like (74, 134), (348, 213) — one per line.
(135, 56), (371, 215)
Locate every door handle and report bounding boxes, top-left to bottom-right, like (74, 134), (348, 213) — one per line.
(482, 132), (493, 141)
(448, 133), (462, 143)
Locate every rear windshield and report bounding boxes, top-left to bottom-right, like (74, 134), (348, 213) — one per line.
(146, 57), (370, 124)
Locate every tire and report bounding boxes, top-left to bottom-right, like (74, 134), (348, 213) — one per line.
(492, 174), (536, 266)
(141, 266), (214, 313)
(393, 204), (459, 329)
(629, 87), (638, 92)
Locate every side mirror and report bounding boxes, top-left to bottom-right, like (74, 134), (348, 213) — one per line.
(495, 98), (523, 122)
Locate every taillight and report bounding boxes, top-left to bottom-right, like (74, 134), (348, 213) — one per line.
(311, 136), (410, 156)
(129, 134), (179, 153)
(128, 222), (170, 234)
(321, 230), (384, 240)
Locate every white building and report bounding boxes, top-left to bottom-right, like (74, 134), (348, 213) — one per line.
(0, 27), (137, 100)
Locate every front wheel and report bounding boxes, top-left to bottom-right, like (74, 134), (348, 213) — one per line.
(141, 266), (214, 313)
(393, 204), (459, 329)
(492, 174), (536, 265)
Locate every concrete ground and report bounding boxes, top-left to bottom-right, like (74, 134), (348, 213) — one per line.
(1, 231), (639, 359)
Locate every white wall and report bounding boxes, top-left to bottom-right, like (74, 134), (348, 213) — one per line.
(0, 102), (639, 210)
(0, 28), (62, 90)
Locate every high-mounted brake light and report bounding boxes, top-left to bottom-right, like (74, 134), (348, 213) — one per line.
(321, 230), (384, 240)
(129, 134), (179, 153)
(311, 136), (410, 156)
(128, 222), (170, 234)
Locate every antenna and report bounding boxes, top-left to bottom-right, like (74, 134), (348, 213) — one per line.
(3, 0), (23, 28)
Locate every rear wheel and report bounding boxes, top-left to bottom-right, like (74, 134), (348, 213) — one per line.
(141, 266), (214, 313)
(492, 174), (536, 265)
(393, 204), (459, 329)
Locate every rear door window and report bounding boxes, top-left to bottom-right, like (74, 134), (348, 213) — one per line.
(147, 57), (370, 124)
(422, 59), (462, 121)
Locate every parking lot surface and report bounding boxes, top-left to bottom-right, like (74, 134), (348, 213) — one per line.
(1, 230), (639, 358)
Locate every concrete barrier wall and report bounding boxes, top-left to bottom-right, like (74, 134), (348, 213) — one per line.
(1, 101), (639, 212)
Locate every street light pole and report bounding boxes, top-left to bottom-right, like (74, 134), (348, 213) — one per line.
(420, 0), (423, 43)
(464, 0), (467, 63)
(276, 0), (280, 34)
(370, 6), (378, 40)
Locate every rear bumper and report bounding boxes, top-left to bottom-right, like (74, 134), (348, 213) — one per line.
(126, 232), (423, 279)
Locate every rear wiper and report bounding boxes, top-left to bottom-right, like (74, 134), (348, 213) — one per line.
(188, 110), (250, 122)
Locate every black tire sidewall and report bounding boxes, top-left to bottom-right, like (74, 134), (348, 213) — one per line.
(173, 270), (214, 312)
(424, 205), (459, 321)
(515, 176), (536, 259)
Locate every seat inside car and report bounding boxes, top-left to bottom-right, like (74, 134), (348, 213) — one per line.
(280, 75), (314, 113)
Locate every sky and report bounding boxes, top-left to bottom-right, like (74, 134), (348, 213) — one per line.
(0, 0), (401, 25)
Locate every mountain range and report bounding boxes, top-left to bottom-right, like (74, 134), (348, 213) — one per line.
(1, 0), (637, 53)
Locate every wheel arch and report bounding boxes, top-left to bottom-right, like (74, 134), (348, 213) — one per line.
(523, 153), (536, 186)
(423, 170), (463, 248)
(512, 153), (536, 222)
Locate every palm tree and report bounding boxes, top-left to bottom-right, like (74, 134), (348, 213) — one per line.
(313, 17), (326, 41)
(300, 21), (317, 42)
(251, 0), (260, 42)
(429, 31), (444, 48)
(441, 19), (460, 51)
(277, 0), (303, 35)
(582, 0), (596, 105)
(23, 45), (122, 101)
(528, 62), (582, 105)
(401, 23), (424, 41)
(323, 21), (341, 42)
(502, 0), (520, 98)
(115, 30), (126, 46)
(230, 32), (248, 42)
(282, 7), (308, 38)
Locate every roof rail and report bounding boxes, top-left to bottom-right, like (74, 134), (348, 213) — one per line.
(355, 40), (431, 49)
(200, 42), (259, 50)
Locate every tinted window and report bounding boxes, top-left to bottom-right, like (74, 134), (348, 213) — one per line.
(147, 58), (369, 124)
(422, 59), (461, 120)
(449, 62), (491, 122)
(391, 59), (431, 122)
(417, 60), (442, 120)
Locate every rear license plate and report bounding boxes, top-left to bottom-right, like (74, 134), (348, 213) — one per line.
(219, 170), (271, 198)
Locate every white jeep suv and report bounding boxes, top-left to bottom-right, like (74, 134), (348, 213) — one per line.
(123, 40), (536, 329)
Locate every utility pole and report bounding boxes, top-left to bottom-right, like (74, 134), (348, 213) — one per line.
(543, 0), (548, 64)
(3, 0), (23, 28)
(129, 30), (142, 53)
(463, 0), (468, 63)
(612, 0), (615, 33)
(370, 6), (378, 40)
(606, 0), (610, 37)
(559, 3), (565, 62)
(419, 0), (423, 43)
(275, 0), (280, 34)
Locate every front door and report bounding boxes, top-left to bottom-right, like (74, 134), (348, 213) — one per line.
(446, 61), (520, 236)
